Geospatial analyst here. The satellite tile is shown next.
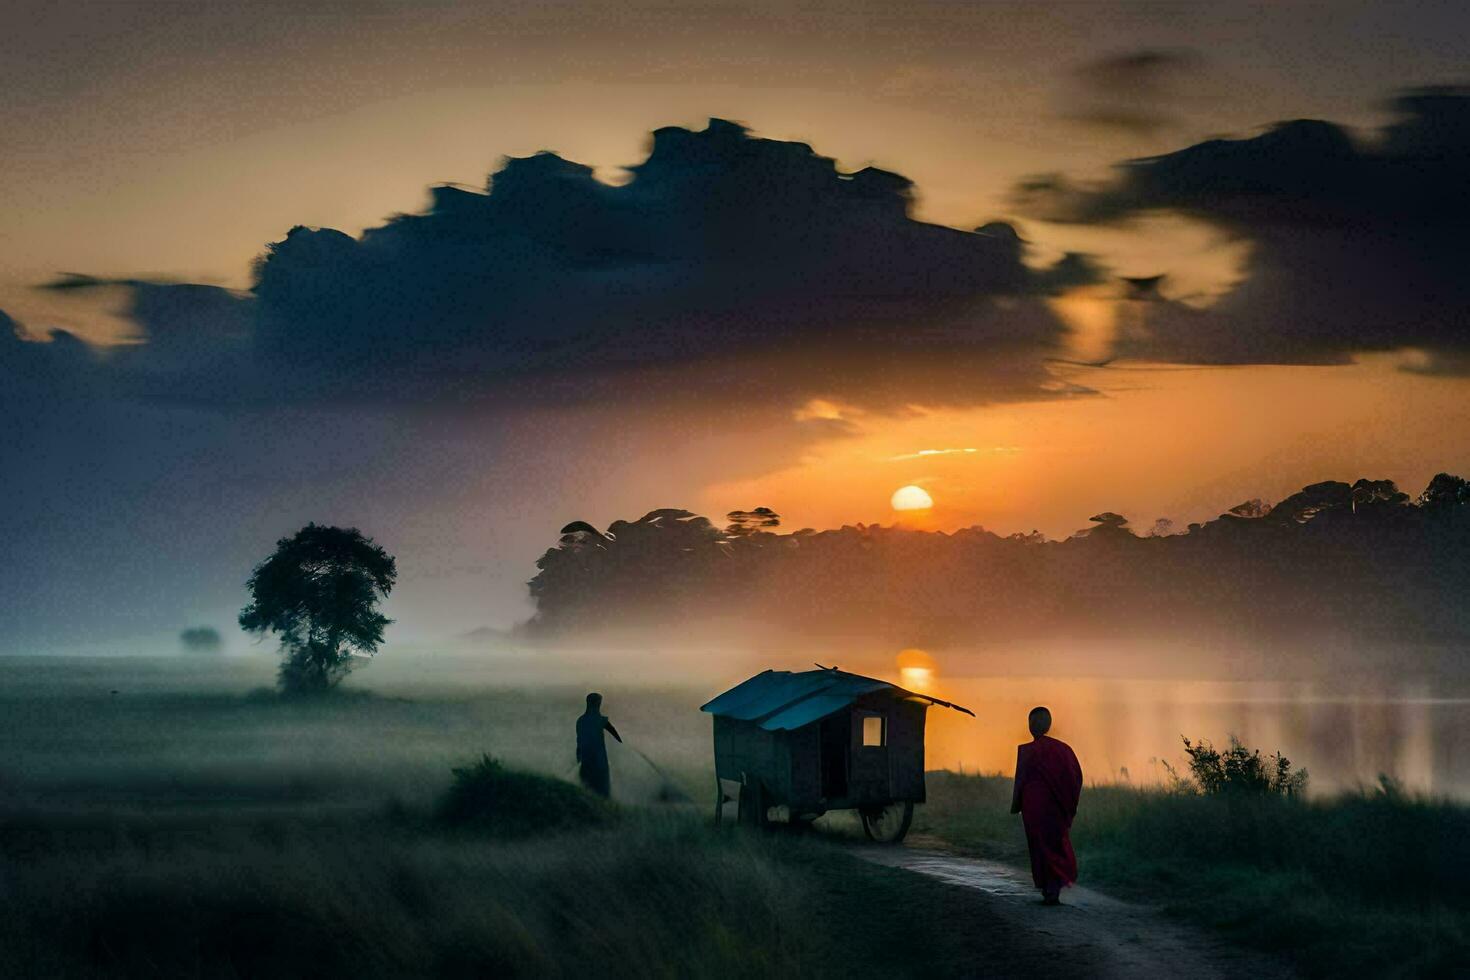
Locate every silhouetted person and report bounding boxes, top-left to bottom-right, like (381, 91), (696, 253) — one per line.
(1011, 706), (1083, 905)
(576, 692), (622, 798)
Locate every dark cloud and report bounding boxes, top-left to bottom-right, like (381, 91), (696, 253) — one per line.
(39, 275), (253, 398)
(43, 275), (249, 338)
(1, 309), (93, 387)
(0, 120), (1108, 651)
(1058, 49), (1205, 136)
(39, 119), (1096, 413)
(1017, 87), (1470, 370)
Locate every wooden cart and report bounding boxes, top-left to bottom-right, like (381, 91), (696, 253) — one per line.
(702, 667), (973, 842)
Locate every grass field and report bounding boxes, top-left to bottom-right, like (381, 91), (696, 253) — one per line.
(914, 771), (1470, 979)
(7, 655), (1468, 977)
(0, 655), (716, 812)
(0, 656), (1087, 979)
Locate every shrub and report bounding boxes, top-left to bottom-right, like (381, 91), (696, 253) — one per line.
(179, 626), (222, 653)
(436, 755), (614, 836)
(1181, 736), (1308, 796)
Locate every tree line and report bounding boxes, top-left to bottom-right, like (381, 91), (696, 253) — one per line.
(527, 474), (1470, 660)
(224, 473), (1470, 692)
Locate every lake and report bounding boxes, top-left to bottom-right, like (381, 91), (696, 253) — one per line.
(3, 654), (1468, 803)
(920, 675), (1470, 796)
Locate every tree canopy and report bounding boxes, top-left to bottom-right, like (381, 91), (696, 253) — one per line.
(526, 474), (1470, 666)
(239, 523), (397, 693)
(725, 507), (781, 537)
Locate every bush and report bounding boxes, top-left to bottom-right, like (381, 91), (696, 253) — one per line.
(1180, 736), (1307, 796)
(179, 626), (222, 653)
(436, 755), (614, 836)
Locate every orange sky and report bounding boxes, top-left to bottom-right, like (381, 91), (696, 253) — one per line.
(3, 2), (1464, 321)
(4, 1), (1470, 645)
(703, 356), (1470, 539)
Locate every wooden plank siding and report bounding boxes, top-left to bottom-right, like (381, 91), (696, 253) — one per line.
(711, 691), (932, 815)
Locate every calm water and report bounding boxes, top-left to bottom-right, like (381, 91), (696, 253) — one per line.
(5, 656), (1469, 801)
(919, 676), (1470, 797)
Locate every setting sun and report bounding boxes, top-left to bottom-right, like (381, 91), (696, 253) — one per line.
(897, 648), (937, 691)
(891, 485), (934, 511)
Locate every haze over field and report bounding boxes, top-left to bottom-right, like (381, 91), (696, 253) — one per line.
(2, 0), (1468, 796)
(9, 6), (1470, 977)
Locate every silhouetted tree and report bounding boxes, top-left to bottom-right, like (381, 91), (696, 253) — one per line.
(1073, 512), (1132, 541)
(1267, 481), (1352, 524)
(525, 473), (1470, 657)
(1149, 518), (1174, 537)
(1350, 478), (1408, 512)
(179, 626), (222, 654)
(725, 507), (781, 536)
(1227, 498), (1271, 519)
(559, 520), (610, 540)
(1419, 473), (1470, 510)
(529, 509), (723, 629)
(239, 524), (397, 694)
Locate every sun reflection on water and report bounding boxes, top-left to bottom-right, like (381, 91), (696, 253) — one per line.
(910, 675), (1455, 795)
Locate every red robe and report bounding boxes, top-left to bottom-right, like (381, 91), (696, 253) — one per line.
(1011, 735), (1083, 889)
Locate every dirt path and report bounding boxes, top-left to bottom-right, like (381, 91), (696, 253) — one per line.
(853, 837), (1294, 979)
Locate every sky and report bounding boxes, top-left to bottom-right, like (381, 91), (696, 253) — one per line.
(3, 0), (1468, 651)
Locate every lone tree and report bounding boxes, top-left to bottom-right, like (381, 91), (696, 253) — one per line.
(239, 524), (397, 694)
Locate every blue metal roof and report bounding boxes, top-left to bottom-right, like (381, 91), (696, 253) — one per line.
(700, 668), (974, 732)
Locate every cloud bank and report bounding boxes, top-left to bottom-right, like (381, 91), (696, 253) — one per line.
(0, 121), (1099, 651)
(1018, 86), (1470, 371)
(12, 119), (1096, 414)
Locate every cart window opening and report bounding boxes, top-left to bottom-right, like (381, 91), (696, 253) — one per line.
(862, 714), (885, 746)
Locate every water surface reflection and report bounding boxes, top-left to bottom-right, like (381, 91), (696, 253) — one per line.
(919, 677), (1470, 797)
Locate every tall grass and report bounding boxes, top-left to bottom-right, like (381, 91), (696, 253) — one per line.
(0, 798), (1092, 979)
(0, 809), (825, 979)
(0, 664), (788, 979)
(917, 771), (1470, 978)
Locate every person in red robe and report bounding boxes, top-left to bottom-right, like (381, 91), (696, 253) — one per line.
(1010, 706), (1083, 905)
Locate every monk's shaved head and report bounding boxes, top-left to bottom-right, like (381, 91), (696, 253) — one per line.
(1028, 706), (1052, 736)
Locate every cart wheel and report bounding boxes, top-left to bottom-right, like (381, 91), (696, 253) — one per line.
(859, 801), (914, 843)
